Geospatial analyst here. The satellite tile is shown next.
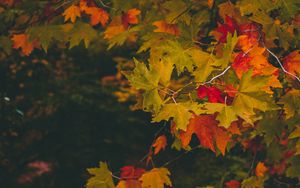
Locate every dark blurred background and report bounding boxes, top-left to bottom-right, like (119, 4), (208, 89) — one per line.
(0, 46), (251, 188)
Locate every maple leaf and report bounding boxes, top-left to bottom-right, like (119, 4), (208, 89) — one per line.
(122, 8), (141, 28)
(232, 69), (278, 124)
(125, 58), (162, 113)
(287, 156), (300, 180)
(198, 103), (239, 129)
(27, 25), (65, 52)
(213, 32), (238, 68)
(155, 40), (197, 75)
(64, 22), (98, 48)
(120, 166), (145, 180)
(151, 58), (173, 87)
(179, 115), (231, 155)
(225, 180), (241, 188)
(232, 53), (252, 79)
(197, 85), (224, 103)
(104, 16), (126, 40)
(152, 135), (167, 155)
(241, 176), (264, 188)
(117, 180), (141, 188)
(85, 7), (109, 26)
(283, 50), (300, 79)
(86, 162), (115, 188)
(289, 126), (300, 140)
(63, 5), (81, 23)
(224, 84), (238, 98)
(257, 112), (284, 146)
(117, 166), (144, 188)
(278, 89), (300, 119)
(214, 16), (238, 43)
(11, 34), (39, 56)
(207, 0), (214, 9)
(152, 102), (202, 131)
(255, 162), (268, 177)
(237, 22), (262, 52)
(153, 20), (180, 36)
(139, 168), (172, 188)
(191, 48), (215, 82)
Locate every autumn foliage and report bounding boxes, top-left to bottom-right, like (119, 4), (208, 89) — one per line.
(1, 0), (300, 187)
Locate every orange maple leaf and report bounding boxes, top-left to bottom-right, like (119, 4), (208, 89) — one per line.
(104, 16), (126, 39)
(283, 50), (300, 79)
(62, 5), (81, 23)
(11, 34), (39, 56)
(85, 7), (109, 26)
(153, 20), (180, 36)
(152, 135), (167, 155)
(179, 115), (231, 155)
(255, 162), (268, 177)
(122, 8), (141, 28)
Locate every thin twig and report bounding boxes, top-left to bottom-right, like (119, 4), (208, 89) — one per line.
(200, 66), (231, 85)
(162, 145), (201, 167)
(265, 48), (300, 82)
(96, 0), (117, 10)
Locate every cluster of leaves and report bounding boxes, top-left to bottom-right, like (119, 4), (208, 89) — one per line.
(1, 0), (300, 187)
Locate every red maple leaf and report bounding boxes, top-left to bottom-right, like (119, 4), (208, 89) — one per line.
(216, 15), (238, 43)
(232, 53), (252, 79)
(122, 8), (141, 28)
(120, 166), (145, 180)
(197, 85), (225, 103)
(225, 180), (241, 188)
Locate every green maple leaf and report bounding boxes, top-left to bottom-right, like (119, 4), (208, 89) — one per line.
(287, 156), (300, 179)
(143, 89), (163, 114)
(125, 58), (162, 113)
(162, 0), (190, 24)
(257, 112), (284, 146)
(201, 103), (238, 129)
(278, 89), (300, 119)
(232, 70), (278, 124)
(214, 32), (238, 69)
(107, 26), (141, 49)
(125, 58), (160, 91)
(275, 0), (300, 21)
(156, 40), (195, 75)
(86, 162), (115, 188)
(27, 25), (65, 52)
(0, 36), (12, 54)
(192, 33), (237, 82)
(152, 102), (201, 131)
(241, 176), (265, 188)
(236, 0), (276, 15)
(250, 11), (294, 49)
(66, 22), (98, 48)
(191, 48), (215, 82)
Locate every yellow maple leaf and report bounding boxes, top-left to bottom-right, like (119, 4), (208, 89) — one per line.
(63, 5), (81, 23)
(139, 168), (172, 188)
